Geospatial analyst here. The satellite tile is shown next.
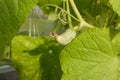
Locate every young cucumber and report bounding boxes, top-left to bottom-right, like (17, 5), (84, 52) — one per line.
(56, 28), (76, 45)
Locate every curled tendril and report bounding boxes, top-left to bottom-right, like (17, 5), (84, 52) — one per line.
(58, 10), (68, 25)
(41, 4), (80, 22)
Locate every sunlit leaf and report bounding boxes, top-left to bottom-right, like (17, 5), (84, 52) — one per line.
(60, 28), (120, 80)
(12, 35), (63, 80)
(109, 0), (120, 16)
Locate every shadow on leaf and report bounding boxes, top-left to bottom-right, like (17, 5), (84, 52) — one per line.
(24, 37), (64, 80)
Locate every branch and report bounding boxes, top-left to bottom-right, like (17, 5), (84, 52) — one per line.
(69, 0), (94, 28)
(66, 0), (73, 28)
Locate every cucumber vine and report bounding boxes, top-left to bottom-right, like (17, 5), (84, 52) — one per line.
(42, 0), (94, 31)
(42, 0), (95, 45)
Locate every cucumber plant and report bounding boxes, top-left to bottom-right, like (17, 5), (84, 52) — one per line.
(1, 0), (120, 80)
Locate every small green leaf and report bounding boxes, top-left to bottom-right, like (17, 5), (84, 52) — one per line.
(109, 0), (120, 16)
(60, 28), (120, 80)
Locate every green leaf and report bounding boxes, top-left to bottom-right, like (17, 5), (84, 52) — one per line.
(12, 35), (63, 80)
(0, 0), (39, 59)
(109, 0), (120, 16)
(60, 28), (120, 80)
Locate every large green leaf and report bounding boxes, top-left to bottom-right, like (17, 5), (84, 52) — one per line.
(60, 28), (120, 80)
(12, 35), (63, 80)
(109, 0), (120, 16)
(0, 0), (39, 59)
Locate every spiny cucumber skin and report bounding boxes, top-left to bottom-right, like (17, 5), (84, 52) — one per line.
(56, 28), (76, 45)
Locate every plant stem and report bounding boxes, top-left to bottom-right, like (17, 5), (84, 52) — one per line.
(66, 0), (73, 28)
(53, 21), (62, 32)
(69, 0), (83, 22)
(69, 0), (94, 28)
(109, 12), (116, 26)
(83, 10), (99, 27)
